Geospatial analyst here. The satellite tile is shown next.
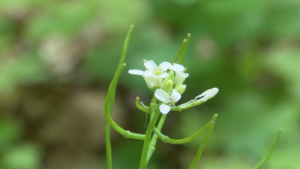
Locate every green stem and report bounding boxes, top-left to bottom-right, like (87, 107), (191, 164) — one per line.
(103, 63), (124, 169)
(103, 64), (146, 140)
(188, 117), (216, 169)
(118, 24), (134, 66)
(105, 103), (146, 140)
(105, 121), (113, 169)
(147, 114), (167, 163)
(104, 24), (134, 168)
(179, 33), (191, 64)
(253, 129), (282, 169)
(140, 104), (160, 169)
(171, 39), (187, 64)
(154, 114), (217, 144)
(105, 89), (115, 169)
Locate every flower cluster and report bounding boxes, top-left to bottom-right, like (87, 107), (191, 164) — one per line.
(129, 60), (219, 115)
(129, 60), (188, 114)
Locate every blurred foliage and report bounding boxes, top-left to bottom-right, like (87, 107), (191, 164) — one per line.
(0, 0), (300, 168)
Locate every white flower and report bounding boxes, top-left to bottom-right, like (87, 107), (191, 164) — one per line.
(170, 63), (189, 86)
(195, 88), (219, 102)
(128, 60), (172, 89)
(155, 89), (181, 114)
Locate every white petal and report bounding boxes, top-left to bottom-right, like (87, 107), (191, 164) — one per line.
(159, 62), (172, 71)
(159, 103), (171, 114)
(173, 63), (185, 72)
(170, 89), (181, 102)
(196, 88), (219, 102)
(143, 70), (154, 77)
(144, 60), (157, 70)
(128, 69), (144, 75)
(155, 89), (170, 103)
(153, 76), (164, 88)
(205, 88), (219, 100)
(196, 90), (207, 100)
(143, 76), (155, 88)
(157, 72), (169, 78)
(174, 72), (189, 85)
(143, 71), (155, 88)
(169, 65), (176, 71)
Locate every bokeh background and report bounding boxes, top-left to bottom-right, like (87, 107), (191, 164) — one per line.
(0, 0), (300, 169)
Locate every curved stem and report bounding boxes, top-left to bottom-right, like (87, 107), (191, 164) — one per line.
(104, 25), (134, 168)
(153, 114), (218, 144)
(140, 103), (160, 169)
(103, 63), (125, 169)
(254, 129), (282, 169)
(135, 97), (150, 114)
(103, 63), (145, 140)
(188, 120), (215, 169)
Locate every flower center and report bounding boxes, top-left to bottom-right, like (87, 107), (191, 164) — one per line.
(152, 68), (162, 75)
(168, 98), (176, 105)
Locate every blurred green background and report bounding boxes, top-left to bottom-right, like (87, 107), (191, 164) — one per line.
(0, 0), (300, 169)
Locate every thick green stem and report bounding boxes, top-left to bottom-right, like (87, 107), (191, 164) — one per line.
(153, 114), (217, 144)
(147, 114), (167, 163)
(140, 104), (160, 169)
(254, 129), (282, 169)
(188, 117), (216, 169)
(171, 39), (187, 64)
(179, 33), (191, 64)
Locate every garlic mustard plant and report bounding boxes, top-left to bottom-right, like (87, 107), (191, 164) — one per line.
(103, 25), (282, 169)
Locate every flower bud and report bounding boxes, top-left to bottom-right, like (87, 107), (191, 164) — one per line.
(175, 84), (186, 94)
(168, 70), (175, 80)
(163, 79), (173, 93)
(163, 70), (174, 83)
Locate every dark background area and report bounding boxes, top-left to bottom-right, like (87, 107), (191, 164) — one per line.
(0, 0), (300, 168)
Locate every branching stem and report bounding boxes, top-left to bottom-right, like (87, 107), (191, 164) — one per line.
(188, 119), (215, 169)
(140, 101), (160, 169)
(153, 114), (217, 144)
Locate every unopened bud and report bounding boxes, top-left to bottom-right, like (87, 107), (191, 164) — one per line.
(163, 70), (175, 85)
(165, 71), (174, 81)
(163, 79), (173, 92)
(168, 71), (174, 80)
(175, 84), (186, 94)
